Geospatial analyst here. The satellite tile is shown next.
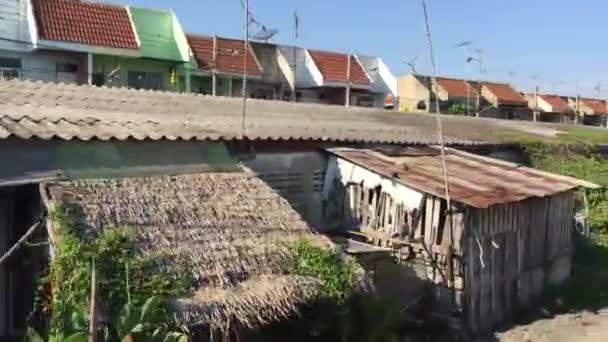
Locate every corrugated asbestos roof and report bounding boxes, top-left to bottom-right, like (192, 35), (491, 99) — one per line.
(328, 147), (598, 208)
(0, 79), (586, 144)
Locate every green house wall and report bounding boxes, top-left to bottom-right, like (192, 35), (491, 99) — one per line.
(93, 54), (185, 91)
(129, 7), (190, 63)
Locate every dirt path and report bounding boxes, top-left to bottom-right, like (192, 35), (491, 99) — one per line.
(493, 310), (608, 342)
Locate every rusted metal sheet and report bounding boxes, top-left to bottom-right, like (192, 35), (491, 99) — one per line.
(327, 147), (598, 208)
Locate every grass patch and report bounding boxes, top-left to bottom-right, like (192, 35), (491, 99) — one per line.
(495, 126), (608, 145)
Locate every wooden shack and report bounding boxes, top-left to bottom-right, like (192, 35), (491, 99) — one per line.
(321, 146), (598, 334)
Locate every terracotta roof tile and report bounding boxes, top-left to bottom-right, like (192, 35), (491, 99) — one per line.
(187, 34), (262, 76)
(435, 77), (477, 98)
(482, 82), (527, 106)
(539, 95), (570, 113)
(308, 50), (370, 86)
(32, 0), (138, 49)
(581, 98), (607, 114)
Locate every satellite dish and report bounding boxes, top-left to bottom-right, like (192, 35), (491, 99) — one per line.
(250, 26), (279, 42)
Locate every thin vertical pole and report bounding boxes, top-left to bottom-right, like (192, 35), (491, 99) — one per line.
(421, 0), (455, 291)
(212, 35), (217, 96)
(88, 259), (97, 342)
(292, 10), (298, 102)
(241, 0), (249, 135)
(575, 95), (580, 125)
(345, 54), (351, 107)
(534, 86), (539, 122)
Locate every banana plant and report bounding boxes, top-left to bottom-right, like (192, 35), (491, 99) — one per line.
(114, 296), (188, 342)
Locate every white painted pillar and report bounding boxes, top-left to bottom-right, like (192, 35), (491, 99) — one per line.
(87, 53), (93, 85)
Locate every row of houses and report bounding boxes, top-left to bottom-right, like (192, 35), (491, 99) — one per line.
(0, 0), (396, 108)
(398, 74), (608, 127)
(1, 0), (606, 127)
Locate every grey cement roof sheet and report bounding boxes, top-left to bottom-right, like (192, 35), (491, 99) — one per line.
(0, 79), (594, 144)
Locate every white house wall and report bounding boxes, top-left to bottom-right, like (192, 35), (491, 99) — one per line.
(169, 10), (191, 62)
(0, 0), (36, 52)
(0, 50), (82, 82)
(357, 55), (397, 96)
(322, 156), (424, 212)
(276, 45), (322, 89)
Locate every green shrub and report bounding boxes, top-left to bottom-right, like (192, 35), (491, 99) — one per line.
(46, 205), (192, 336)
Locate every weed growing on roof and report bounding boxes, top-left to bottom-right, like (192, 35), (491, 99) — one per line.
(523, 142), (608, 232)
(46, 204), (192, 335)
(288, 239), (357, 304)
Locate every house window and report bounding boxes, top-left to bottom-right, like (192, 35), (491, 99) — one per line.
(0, 57), (21, 80)
(127, 71), (163, 90)
(56, 62), (79, 73)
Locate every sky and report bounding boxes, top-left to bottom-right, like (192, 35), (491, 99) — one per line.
(107, 0), (608, 97)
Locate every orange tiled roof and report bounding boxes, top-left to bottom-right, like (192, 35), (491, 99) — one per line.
(435, 77), (477, 98)
(539, 95), (570, 113)
(186, 34), (262, 76)
(483, 82), (527, 106)
(581, 98), (607, 114)
(308, 50), (370, 86)
(32, 0), (138, 49)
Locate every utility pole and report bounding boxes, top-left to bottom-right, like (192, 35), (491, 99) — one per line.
(292, 10), (299, 102)
(345, 54), (351, 107)
(533, 86), (539, 122)
(575, 95), (580, 125)
(212, 35), (217, 96)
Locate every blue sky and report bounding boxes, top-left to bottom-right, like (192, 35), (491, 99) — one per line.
(110, 0), (608, 97)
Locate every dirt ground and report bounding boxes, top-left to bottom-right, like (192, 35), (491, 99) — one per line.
(491, 310), (608, 342)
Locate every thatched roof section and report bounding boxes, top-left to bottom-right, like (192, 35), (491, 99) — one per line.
(41, 168), (331, 329)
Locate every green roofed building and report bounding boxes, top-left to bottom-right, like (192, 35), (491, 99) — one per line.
(92, 6), (192, 92)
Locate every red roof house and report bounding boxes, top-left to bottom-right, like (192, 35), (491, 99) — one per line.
(307, 50), (370, 87)
(538, 95), (570, 113)
(482, 82), (527, 106)
(434, 77), (477, 99)
(580, 98), (607, 115)
(186, 34), (263, 77)
(32, 0), (139, 50)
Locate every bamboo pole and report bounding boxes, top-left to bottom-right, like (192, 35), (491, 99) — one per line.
(88, 259), (98, 342)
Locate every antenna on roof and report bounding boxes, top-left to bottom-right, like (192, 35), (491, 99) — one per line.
(403, 56), (418, 74)
(507, 70), (516, 85)
(454, 40), (474, 115)
(250, 26), (279, 42)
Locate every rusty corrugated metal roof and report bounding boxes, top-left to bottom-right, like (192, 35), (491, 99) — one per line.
(328, 147), (598, 208)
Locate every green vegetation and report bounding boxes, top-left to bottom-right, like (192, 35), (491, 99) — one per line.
(289, 240), (357, 304)
(524, 142), (608, 316)
(498, 126), (608, 145)
(522, 143), (607, 232)
(447, 103), (471, 116)
(43, 205), (192, 339)
(249, 240), (419, 342)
